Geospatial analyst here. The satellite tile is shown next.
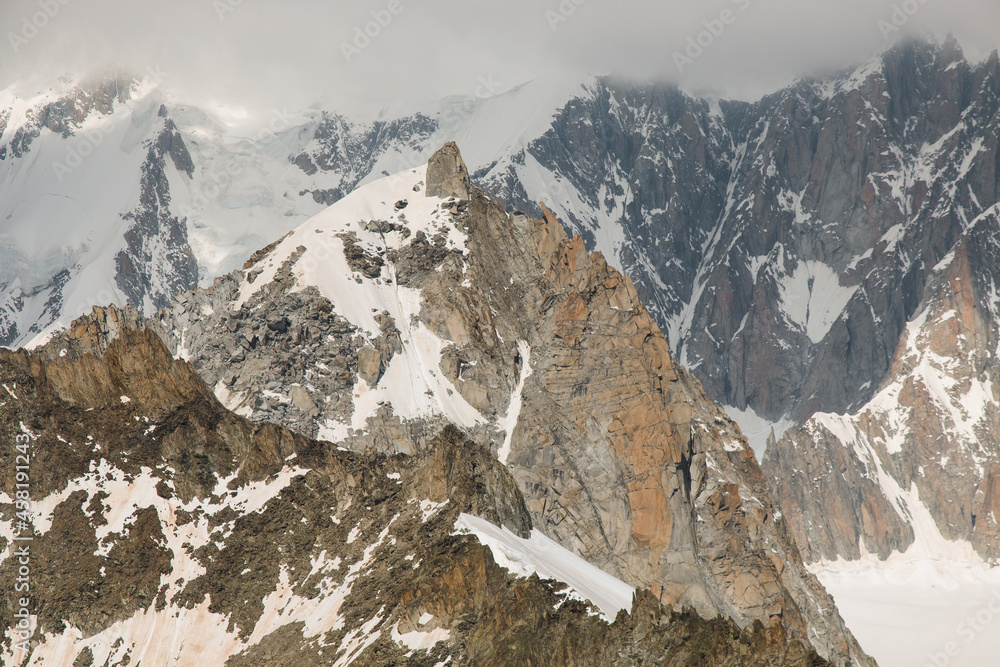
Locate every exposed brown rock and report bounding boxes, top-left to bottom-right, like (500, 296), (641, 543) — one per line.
(425, 141), (470, 200)
(356, 344), (381, 385)
(413, 182), (870, 665)
(0, 319), (827, 665)
(134, 145), (871, 665)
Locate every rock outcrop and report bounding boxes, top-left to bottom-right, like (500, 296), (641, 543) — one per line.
(115, 116), (199, 312)
(425, 140), (471, 199)
(490, 196), (865, 664)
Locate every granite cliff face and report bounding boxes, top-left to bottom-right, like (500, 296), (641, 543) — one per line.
(763, 205), (1000, 564)
(477, 39), (1000, 451)
(147, 145), (871, 665)
(450, 39), (1000, 576)
(754, 40), (1000, 569)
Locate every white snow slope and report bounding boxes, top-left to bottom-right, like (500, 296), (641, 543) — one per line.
(811, 555), (1000, 667)
(455, 513), (635, 621)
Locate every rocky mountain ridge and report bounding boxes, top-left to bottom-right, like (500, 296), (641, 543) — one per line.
(0, 303), (830, 665)
(5, 39), (999, 456)
(3, 36), (998, 624)
(143, 144), (872, 665)
(475, 38), (1000, 454)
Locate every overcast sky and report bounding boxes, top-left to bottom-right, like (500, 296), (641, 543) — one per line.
(1, 0), (998, 112)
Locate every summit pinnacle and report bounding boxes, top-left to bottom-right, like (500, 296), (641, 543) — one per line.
(425, 141), (470, 200)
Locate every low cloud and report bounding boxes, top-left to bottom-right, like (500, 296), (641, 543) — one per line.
(0, 0), (997, 111)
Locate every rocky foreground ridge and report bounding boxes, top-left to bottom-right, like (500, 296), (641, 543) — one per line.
(135, 143), (871, 665)
(0, 303), (829, 666)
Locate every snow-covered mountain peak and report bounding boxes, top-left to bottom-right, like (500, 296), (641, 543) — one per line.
(235, 165), (459, 314)
(230, 163), (485, 433)
(0, 73), (199, 350)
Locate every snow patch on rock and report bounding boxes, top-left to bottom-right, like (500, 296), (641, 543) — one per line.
(454, 513), (634, 622)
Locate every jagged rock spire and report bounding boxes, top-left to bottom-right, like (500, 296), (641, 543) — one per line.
(425, 141), (470, 200)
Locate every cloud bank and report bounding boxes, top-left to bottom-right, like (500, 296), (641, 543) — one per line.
(1, 0), (997, 110)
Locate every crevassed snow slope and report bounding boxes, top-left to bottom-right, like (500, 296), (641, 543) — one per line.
(341, 76), (594, 192)
(164, 100), (326, 279)
(0, 83), (156, 346)
(1, 72), (594, 350)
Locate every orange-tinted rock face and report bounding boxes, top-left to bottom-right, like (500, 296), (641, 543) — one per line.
(477, 191), (869, 665)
